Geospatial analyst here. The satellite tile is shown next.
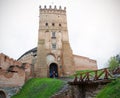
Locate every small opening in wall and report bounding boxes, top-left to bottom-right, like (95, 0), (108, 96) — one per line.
(45, 23), (48, 26)
(59, 23), (61, 27)
(52, 23), (55, 26)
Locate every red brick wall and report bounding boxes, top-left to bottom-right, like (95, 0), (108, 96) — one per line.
(73, 55), (97, 71)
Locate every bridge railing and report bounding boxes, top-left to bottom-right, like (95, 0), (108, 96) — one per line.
(74, 68), (113, 83)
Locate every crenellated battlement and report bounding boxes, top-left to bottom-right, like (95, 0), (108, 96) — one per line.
(39, 5), (66, 10)
(39, 5), (66, 14)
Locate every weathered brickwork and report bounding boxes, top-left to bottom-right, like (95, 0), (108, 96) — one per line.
(0, 53), (21, 70)
(0, 87), (21, 98)
(62, 42), (75, 76)
(0, 53), (33, 98)
(0, 53), (32, 87)
(35, 40), (47, 77)
(74, 55), (97, 70)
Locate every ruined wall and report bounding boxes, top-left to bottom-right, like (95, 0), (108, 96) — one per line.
(73, 55), (97, 71)
(0, 53), (21, 70)
(0, 53), (32, 87)
(23, 63), (33, 81)
(0, 67), (25, 87)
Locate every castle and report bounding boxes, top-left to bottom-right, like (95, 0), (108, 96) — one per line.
(0, 5), (97, 98)
(18, 5), (97, 77)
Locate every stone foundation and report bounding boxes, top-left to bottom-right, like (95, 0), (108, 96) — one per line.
(51, 84), (105, 98)
(0, 86), (21, 98)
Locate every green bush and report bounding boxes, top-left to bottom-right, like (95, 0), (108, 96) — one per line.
(108, 56), (120, 71)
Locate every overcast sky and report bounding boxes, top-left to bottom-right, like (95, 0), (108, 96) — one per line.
(0, 0), (120, 69)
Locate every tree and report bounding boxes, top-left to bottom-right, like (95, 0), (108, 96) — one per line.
(108, 56), (120, 71)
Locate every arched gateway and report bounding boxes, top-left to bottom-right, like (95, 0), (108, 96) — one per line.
(0, 91), (6, 98)
(49, 63), (58, 78)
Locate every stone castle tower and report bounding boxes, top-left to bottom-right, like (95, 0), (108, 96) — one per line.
(34, 5), (75, 77)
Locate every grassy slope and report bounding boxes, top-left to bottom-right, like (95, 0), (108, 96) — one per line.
(12, 78), (64, 98)
(96, 78), (120, 98)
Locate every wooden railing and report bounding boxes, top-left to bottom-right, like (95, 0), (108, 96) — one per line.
(74, 68), (113, 83)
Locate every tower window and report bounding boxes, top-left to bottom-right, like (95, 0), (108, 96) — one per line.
(59, 24), (61, 27)
(52, 23), (55, 26)
(52, 43), (56, 49)
(52, 32), (56, 39)
(52, 32), (55, 37)
(45, 23), (48, 26)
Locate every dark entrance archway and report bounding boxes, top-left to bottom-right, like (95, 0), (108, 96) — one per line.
(0, 91), (6, 98)
(49, 63), (58, 78)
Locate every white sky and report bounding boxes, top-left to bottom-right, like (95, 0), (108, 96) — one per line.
(0, 0), (120, 69)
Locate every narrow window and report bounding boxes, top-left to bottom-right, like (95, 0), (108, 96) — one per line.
(52, 32), (55, 37)
(52, 23), (55, 26)
(45, 23), (48, 26)
(59, 23), (61, 27)
(52, 44), (56, 49)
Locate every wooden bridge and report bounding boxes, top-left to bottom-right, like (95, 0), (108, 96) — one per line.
(69, 68), (114, 85)
(68, 68), (116, 98)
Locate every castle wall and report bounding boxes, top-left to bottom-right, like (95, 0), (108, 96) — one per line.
(17, 53), (33, 64)
(73, 55), (97, 71)
(62, 42), (75, 76)
(0, 68), (25, 87)
(0, 53), (21, 70)
(0, 53), (32, 87)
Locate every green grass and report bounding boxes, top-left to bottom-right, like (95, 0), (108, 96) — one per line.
(96, 78), (120, 98)
(12, 78), (64, 98)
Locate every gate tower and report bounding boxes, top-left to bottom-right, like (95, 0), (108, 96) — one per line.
(34, 5), (75, 77)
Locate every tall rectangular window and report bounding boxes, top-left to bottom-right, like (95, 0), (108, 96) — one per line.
(52, 32), (56, 37)
(52, 43), (56, 49)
